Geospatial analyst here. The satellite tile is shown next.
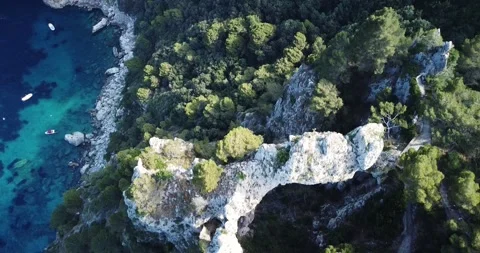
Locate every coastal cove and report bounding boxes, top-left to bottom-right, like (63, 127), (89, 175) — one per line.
(0, 1), (120, 252)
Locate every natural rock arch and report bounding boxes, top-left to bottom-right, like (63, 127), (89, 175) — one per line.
(124, 123), (384, 252)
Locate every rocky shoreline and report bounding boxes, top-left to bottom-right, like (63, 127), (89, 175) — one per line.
(43, 0), (136, 173)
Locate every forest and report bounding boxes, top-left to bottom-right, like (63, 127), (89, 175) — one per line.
(47, 0), (480, 252)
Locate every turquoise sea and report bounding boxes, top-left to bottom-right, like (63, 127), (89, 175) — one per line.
(0, 1), (119, 252)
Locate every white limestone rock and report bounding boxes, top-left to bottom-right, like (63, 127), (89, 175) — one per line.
(112, 46), (119, 58)
(64, 132), (85, 146)
(92, 17), (108, 34)
(266, 65), (320, 140)
(105, 67), (119, 75)
(124, 123), (384, 252)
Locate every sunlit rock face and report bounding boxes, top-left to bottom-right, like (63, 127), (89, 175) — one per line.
(124, 124), (384, 252)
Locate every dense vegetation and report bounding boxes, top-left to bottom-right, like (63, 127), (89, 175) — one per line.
(48, 0), (480, 252)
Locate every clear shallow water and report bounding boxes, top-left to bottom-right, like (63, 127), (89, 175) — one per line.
(0, 1), (119, 252)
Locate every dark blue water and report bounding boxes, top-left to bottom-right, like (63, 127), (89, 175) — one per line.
(0, 1), (119, 252)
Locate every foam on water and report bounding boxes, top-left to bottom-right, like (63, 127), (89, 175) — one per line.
(0, 2), (119, 252)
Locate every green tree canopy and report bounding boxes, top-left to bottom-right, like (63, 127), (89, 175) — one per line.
(63, 189), (83, 214)
(352, 7), (406, 74)
(369, 102), (407, 139)
(426, 79), (480, 158)
(136, 88), (151, 103)
(307, 36), (326, 65)
(450, 170), (480, 214)
(399, 145), (444, 211)
(458, 34), (480, 87)
(247, 15), (276, 54)
(309, 78), (343, 116)
(238, 83), (257, 105)
(216, 127), (263, 162)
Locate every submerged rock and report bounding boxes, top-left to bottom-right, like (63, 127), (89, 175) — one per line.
(64, 132), (85, 146)
(124, 123), (384, 252)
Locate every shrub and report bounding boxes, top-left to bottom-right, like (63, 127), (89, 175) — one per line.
(118, 178), (131, 192)
(216, 127), (263, 162)
(90, 228), (122, 253)
(63, 189), (83, 214)
(94, 186), (121, 211)
(64, 229), (89, 253)
(194, 139), (217, 159)
(124, 57), (143, 75)
(50, 204), (71, 230)
(139, 147), (167, 172)
(108, 210), (127, 235)
(193, 160), (223, 193)
(276, 147), (290, 166)
(136, 88), (151, 103)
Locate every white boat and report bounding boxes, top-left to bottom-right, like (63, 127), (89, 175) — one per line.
(45, 129), (56, 135)
(48, 23), (55, 31)
(21, 93), (33, 101)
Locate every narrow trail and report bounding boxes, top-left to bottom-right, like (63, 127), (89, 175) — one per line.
(401, 119), (431, 155)
(440, 184), (465, 222)
(397, 204), (416, 253)
(397, 119), (431, 253)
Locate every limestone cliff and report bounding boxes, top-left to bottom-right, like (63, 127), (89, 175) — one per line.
(265, 65), (320, 140)
(124, 123), (384, 252)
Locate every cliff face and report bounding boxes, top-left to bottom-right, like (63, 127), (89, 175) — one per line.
(265, 65), (321, 140)
(369, 31), (454, 103)
(124, 123), (384, 252)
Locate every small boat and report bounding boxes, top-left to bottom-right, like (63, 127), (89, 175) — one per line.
(45, 129), (56, 135)
(48, 23), (55, 31)
(21, 93), (33, 101)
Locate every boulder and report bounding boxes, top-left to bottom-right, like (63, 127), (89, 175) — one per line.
(112, 46), (119, 58)
(105, 67), (119, 75)
(64, 132), (85, 146)
(92, 17), (108, 34)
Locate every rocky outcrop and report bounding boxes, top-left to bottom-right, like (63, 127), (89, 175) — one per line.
(368, 30), (454, 103)
(124, 123), (384, 252)
(105, 67), (119, 75)
(43, 0), (136, 173)
(64, 132), (85, 146)
(92, 17), (108, 34)
(266, 65), (320, 140)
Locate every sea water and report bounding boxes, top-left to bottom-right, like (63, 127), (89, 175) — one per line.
(0, 1), (119, 252)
